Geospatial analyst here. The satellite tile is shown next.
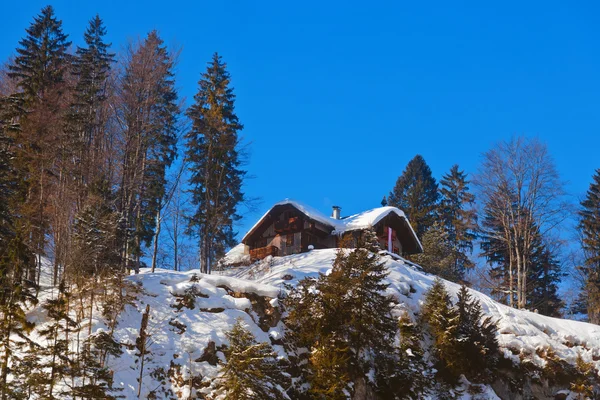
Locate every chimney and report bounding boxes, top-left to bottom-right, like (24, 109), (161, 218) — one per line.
(332, 205), (341, 220)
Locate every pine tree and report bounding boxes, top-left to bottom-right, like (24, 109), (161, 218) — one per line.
(381, 195), (388, 207)
(388, 155), (439, 238)
(412, 223), (457, 281)
(308, 336), (351, 400)
(67, 14), (115, 202)
(285, 230), (398, 398)
(8, 6), (71, 105)
(579, 169), (600, 324)
(213, 318), (289, 399)
(0, 234), (37, 400)
(481, 208), (564, 315)
(70, 332), (123, 399)
(526, 243), (564, 317)
(36, 281), (78, 398)
(421, 279), (459, 381)
(439, 165), (476, 279)
(117, 31), (179, 272)
(375, 311), (430, 399)
(7, 5), (71, 286)
(454, 285), (499, 381)
(185, 53), (245, 274)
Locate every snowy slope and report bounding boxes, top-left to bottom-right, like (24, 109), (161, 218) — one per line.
(107, 269), (283, 398)
(21, 250), (600, 398)
(233, 249), (600, 373)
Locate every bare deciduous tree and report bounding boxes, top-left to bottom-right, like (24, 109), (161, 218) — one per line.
(474, 136), (569, 309)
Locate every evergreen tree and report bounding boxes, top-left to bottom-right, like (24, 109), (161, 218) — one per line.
(285, 230), (398, 398)
(8, 6), (71, 105)
(412, 223), (457, 281)
(70, 332), (123, 399)
(481, 208), (564, 315)
(117, 31), (179, 272)
(579, 169), (600, 324)
(526, 243), (564, 317)
(7, 5), (71, 285)
(388, 155), (439, 238)
(67, 14), (115, 201)
(375, 311), (430, 399)
(185, 53), (245, 274)
(0, 234), (37, 400)
(381, 195), (388, 207)
(454, 285), (499, 381)
(36, 282), (78, 398)
(439, 165), (476, 278)
(421, 279), (459, 381)
(214, 318), (289, 399)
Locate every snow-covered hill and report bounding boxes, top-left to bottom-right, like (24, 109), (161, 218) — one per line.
(24, 249), (600, 399)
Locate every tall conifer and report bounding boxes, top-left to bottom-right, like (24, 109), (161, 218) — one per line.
(185, 53), (245, 274)
(214, 319), (289, 399)
(439, 165), (477, 278)
(579, 169), (600, 324)
(67, 15), (114, 201)
(8, 5), (71, 284)
(117, 31), (179, 272)
(388, 155), (439, 238)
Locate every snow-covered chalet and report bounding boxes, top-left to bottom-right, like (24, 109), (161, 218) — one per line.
(241, 199), (423, 261)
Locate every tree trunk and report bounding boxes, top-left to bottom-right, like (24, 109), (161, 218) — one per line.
(151, 209), (161, 273)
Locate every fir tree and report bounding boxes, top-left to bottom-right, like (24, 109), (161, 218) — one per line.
(71, 332), (123, 399)
(185, 53), (245, 274)
(67, 14), (115, 200)
(285, 230), (398, 398)
(214, 318), (289, 399)
(375, 311), (430, 399)
(308, 336), (351, 400)
(8, 6), (71, 105)
(526, 243), (564, 317)
(481, 208), (564, 315)
(381, 195), (388, 207)
(412, 222), (457, 281)
(117, 30), (179, 272)
(454, 285), (499, 381)
(7, 5), (71, 286)
(36, 281), (78, 398)
(421, 279), (459, 381)
(438, 165), (477, 279)
(0, 234), (37, 400)
(579, 169), (600, 324)
(388, 155), (439, 238)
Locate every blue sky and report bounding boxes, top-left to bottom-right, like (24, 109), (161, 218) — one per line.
(1, 1), (599, 239)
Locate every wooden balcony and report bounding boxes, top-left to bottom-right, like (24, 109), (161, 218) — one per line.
(274, 216), (300, 233)
(250, 245), (279, 260)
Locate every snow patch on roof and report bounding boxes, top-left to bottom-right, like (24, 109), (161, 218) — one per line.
(242, 199), (421, 250)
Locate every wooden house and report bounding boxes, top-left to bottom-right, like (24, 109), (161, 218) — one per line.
(241, 200), (422, 261)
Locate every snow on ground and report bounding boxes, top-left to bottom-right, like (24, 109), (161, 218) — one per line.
(22, 249), (600, 398)
(109, 268), (282, 398)
(217, 242), (250, 266)
(232, 248), (600, 373)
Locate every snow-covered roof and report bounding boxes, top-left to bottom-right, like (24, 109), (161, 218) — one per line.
(241, 199), (422, 251)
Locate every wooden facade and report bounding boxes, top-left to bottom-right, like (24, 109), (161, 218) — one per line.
(242, 203), (422, 261)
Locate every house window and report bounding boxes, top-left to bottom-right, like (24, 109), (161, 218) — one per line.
(287, 234), (295, 247)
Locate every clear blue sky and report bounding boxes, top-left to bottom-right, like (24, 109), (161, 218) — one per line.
(1, 1), (599, 239)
